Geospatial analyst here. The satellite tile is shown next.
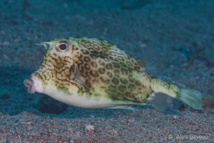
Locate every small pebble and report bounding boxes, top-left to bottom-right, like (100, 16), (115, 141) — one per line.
(173, 115), (177, 119)
(85, 125), (95, 132)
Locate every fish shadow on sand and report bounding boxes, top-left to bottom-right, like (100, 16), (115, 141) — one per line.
(33, 96), (183, 118)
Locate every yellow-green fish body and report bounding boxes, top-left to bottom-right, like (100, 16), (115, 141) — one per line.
(24, 37), (202, 110)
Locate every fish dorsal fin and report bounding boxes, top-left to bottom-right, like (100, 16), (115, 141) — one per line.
(135, 46), (159, 76)
(137, 60), (146, 69)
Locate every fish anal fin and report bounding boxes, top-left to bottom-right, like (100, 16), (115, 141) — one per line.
(147, 92), (169, 112)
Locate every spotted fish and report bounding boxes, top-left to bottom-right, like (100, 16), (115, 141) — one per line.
(24, 37), (202, 111)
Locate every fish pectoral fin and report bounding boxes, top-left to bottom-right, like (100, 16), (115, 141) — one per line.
(147, 92), (169, 112)
(71, 64), (88, 88)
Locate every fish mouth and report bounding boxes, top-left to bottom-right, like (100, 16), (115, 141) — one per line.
(24, 79), (36, 94)
(24, 74), (43, 94)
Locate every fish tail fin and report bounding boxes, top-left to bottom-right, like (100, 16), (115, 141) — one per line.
(151, 78), (202, 109)
(177, 88), (202, 109)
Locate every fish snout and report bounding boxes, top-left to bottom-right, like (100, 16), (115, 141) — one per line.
(24, 75), (43, 94)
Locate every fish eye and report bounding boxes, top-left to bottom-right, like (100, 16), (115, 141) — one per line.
(59, 43), (67, 50)
(55, 40), (70, 52)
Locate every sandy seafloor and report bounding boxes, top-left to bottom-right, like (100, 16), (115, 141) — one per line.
(0, 0), (214, 142)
